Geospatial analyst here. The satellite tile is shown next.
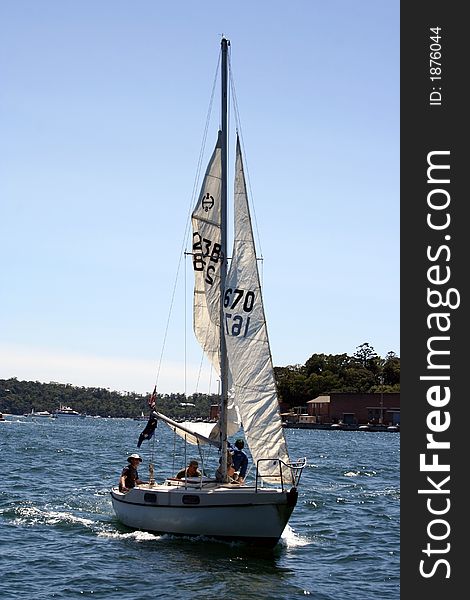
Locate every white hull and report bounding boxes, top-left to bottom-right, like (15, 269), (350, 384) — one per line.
(54, 414), (84, 418)
(110, 480), (298, 546)
(25, 414), (54, 419)
(54, 411), (84, 418)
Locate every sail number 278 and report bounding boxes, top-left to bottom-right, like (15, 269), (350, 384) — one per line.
(224, 288), (255, 337)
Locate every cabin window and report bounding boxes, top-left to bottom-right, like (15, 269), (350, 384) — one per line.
(182, 495), (200, 505)
(144, 493), (157, 504)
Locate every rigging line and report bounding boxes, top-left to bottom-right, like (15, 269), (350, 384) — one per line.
(172, 430), (178, 475)
(195, 335), (214, 395)
(208, 362), (213, 395)
(153, 51), (220, 391)
(197, 334), (218, 395)
(194, 344), (204, 394)
(188, 50), (221, 231)
(228, 54), (264, 260)
(226, 44), (230, 180)
(184, 270), (214, 398)
(192, 50), (221, 210)
(184, 247), (204, 394)
(149, 423), (156, 476)
(184, 252), (187, 397)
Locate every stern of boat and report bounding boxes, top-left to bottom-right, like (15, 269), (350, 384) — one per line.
(286, 486), (298, 507)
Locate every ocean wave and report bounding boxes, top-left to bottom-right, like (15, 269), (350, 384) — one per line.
(280, 524), (311, 548)
(8, 504), (95, 528)
(344, 470), (377, 477)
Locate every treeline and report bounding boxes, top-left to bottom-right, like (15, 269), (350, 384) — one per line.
(275, 343), (400, 407)
(0, 343), (399, 417)
(0, 379), (216, 419)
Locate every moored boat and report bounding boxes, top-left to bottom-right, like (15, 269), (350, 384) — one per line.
(24, 409), (54, 419)
(53, 405), (84, 418)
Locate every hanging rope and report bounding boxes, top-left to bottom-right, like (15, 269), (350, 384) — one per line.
(228, 51), (264, 264)
(152, 50), (221, 394)
(148, 461), (155, 487)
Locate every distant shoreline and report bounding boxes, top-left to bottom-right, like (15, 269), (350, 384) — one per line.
(283, 423), (400, 433)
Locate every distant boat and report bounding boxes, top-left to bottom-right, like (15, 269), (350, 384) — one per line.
(24, 409), (54, 419)
(133, 411), (147, 421)
(53, 405), (84, 418)
(0, 412), (6, 422)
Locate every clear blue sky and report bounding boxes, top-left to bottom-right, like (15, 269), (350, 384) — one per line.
(0, 1), (399, 395)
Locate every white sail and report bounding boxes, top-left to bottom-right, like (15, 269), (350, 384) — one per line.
(189, 132), (240, 441)
(224, 137), (292, 484)
(154, 412), (221, 447)
(191, 132), (223, 373)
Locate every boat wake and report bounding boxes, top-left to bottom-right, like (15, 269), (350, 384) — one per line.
(7, 504), (95, 529)
(100, 528), (252, 548)
(280, 524), (310, 548)
(98, 529), (163, 542)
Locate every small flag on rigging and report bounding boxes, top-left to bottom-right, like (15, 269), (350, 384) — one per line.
(137, 386), (158, 447)
(148, 385), (157, 409)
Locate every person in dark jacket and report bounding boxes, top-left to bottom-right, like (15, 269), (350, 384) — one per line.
(230, 439), (249, 484)
(119, 453), (145, 492)
(176, 460), (202, 479)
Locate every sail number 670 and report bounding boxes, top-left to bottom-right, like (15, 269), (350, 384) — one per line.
(223, 288), (255, 312)
(224, 288), (255, 337)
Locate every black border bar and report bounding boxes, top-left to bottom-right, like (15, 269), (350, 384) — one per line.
(401, 2), (465, 596)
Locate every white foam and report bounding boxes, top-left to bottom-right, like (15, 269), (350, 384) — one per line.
(280, 524), (310, 548)
(12, 505), (94, 528)
(98, 530), (162, 542)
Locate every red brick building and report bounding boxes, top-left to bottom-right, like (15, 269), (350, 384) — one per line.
(306, 393), (400, 426)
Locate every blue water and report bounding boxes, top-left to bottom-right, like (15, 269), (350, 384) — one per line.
(1, 417), (399, 599)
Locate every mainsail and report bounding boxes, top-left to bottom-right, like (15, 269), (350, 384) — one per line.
(191, 132), (223, 373)
(183, 132), (240, 443)
(224, 137), (292, 484)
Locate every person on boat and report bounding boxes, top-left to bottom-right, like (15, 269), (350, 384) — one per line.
(215, 451), (239, 483)
(229, 438), (249, 484)
(176, 460), (202, 479)
(119, 453), (145, 492)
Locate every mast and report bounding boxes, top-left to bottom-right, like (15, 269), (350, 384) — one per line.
(219, 37), (229, 480)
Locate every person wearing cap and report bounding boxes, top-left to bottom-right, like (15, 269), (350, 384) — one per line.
(229, 439), (249, 484)
(176, 460), (202, 479)
(119, 453), (145, 492)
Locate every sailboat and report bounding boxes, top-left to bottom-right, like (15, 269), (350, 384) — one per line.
(133, 411), (147, 421)
(111, 38), (306, 547)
